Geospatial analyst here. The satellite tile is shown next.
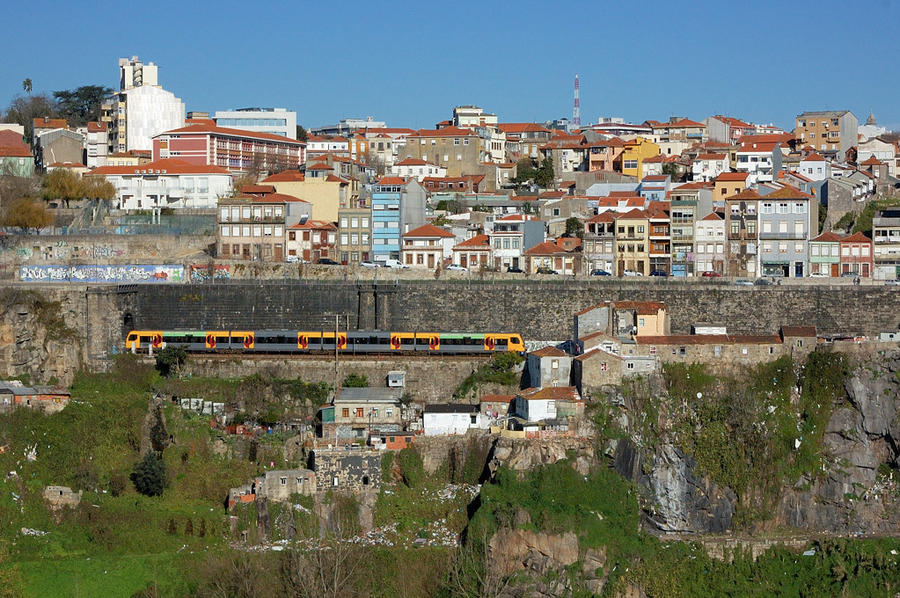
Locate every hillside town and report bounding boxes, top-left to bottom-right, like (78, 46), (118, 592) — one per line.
(1, 56), (899, 282)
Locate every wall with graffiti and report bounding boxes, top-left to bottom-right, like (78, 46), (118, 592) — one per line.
(189, 264), (231, 281)
(19, 264), (185, 283)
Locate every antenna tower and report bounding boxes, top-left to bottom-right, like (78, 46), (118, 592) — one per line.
(573, 74), (581, 127)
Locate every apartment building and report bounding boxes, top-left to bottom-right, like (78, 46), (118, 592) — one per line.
(757, 186), (816, 278)
(338, 204), (372, 264)
(794, 110), (857, 161)
(214, 108), (297, 140)
(370, 177), (426, 263)
(694, 213), (726, 275)
(402, 127), (484, 177)
(725, 188), (761, 277)
(873, 209), (900, 280)
(614, 209), (650, 276)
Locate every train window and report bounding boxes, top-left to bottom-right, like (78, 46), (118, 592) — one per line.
(140, 336), (153, 343)
(416, 337), (429, 345)
(513, 336), (522, 344)
(402, 337), (414, 345)
(497, 338), (508, 345)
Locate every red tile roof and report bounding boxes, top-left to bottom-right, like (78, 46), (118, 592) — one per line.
(306, 163), (333, 171)
(780, 326), (816, 338)
(725, 188), (762, 201)
(88, 158), (231, 176)
(394, 158), (428, 166)
(661, 118), (705, 128)
(161, 124), (304, 145)
(408, 126), (476, 138)
(860, 155), (883, 166)
(763, 185), (813, 200)
(701, 212), (723, 222)
(454, 234), (491, 250)
(841, 232), (872, 244)
(289, 219), (337, 230)
(233, 192), (308, 204)
(615, 300), (666, 315)
(32, 117), (67, 130)
(587, 212), (616, 223)
(376, 176), (406, 185)
(519, 386), (582, 401)
(87, 121), (107, 133)
(811, 231), (843, 243)
(530, 346), (567, 357)
(716, 172), (749, 182)
(801, 152), (826, 162)
(404, 223), (454, 238)
(616, 208), (648, 220)
(479, 394), (514, 403)
(498, 123), (551, 134)
(642, 155), (665, 163)
(262, 170), (305, 183)
(524, 241), (569, 255)
(696, 153), (727, 160)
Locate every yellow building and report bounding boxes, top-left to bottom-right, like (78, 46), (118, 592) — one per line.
(614, 208), (650, 275)
(618, 137), (660, 178)
(261, 170), (357, 222)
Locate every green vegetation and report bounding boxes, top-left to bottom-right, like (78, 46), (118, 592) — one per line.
(154, 345), (186, 377)
(513, 157), (555, 188)
(342, 373), (370, 387)
(565, 216), (584, 238)
(130, 452), (167, 497)
(453, 352), (524, 399)
(664, 353), (849, 524)
(851, 196), (900, 235)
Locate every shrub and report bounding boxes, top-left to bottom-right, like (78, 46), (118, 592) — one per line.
(130, 452), (167, 497)
(342, 373), (369, 387)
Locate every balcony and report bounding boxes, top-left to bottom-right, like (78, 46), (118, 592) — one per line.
(758, 232), (806, 240)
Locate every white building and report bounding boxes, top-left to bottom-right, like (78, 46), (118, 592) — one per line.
(691, 153), (729, 182)
(512, 387), (582, 422)
(735, 141), (784, 184)
(796, 152), (830, 181)
(694, 212), (726, 274)
(306, 135), (349, 155)
(88, 158), (233, 210)
(400, 223), (455, 269)
(214, 108), (297, 140)
(390, 158), (446, 181)
(85, 122), (108, 168)
(423, 404), (488, 436)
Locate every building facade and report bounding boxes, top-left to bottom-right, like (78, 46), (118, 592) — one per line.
(794, 110), (858, 161)
(89, 158), (232, 210)
(214, 108), (297, 140)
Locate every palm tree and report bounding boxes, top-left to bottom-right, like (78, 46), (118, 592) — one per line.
(22, 79), (32, 94)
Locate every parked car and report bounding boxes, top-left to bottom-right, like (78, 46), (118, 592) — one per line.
(317, 258), (339, 265)
(383, 259), (408, 269)
(733, 279), (754, 286)
(753, 278), (773, 286)
(359, 261), (378, 268)
(649, 270), (668, 277)
(700, 271), (722, 278)
(809, 271), (830, 278)
(885, 279), (900, 286)
(622, 270), (643, 277)
(535, 266), (558, 275)
(840, 271), (857, 278)
(286, 255), (300, 263)
(506, 266), (524, 273)
(590, 269), (612, 276)
(446, 264), (467, 272)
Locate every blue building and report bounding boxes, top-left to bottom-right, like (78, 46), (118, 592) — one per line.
(371, 177), (425, 263)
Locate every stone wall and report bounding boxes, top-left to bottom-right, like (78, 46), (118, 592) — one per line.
(310, 448), (382, 493)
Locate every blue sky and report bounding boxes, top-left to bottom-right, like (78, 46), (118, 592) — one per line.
(2, 0), (899, 131)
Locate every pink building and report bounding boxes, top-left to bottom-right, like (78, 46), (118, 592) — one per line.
(839, 232), (874, 277)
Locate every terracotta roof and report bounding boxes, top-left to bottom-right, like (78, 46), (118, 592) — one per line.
(658, 118), (705, 128)
(160, 124), (303, 145)
(614, 300), (666, 315)
(780, 326), (816, 338)
(403, 223), (454, 238)
(87, 121), (107, 133)
(841, 232), (872, 244)
(634, 334), (781, 345)
(408, 126), (476, 138)
(524, 241), (569, 256)
(539, 190), (567, 199)
(783, 170), (813, 183)
(763, 185), (813, 200)
(497, 213), (537, 222)
(32, 117), (67, 130)
(376, 176), (406, 185)
(530, 346), (567, 358)
(716, 172), (750, 182)
(609, 190), (640, 198)
(262, 170), (305, 183)
(306, 163), (333, 171)
(643, 175), (668, 182)
(325, 175), (348, 183)
(0, 142), (31, 157)
(802, 152), (826, 162)
(454, 234), (491, 249)
(725, 188), (762, 201)
(587, 212), (616, 224)
(700, 212), (723, 221)
(860, 155), (883, 166)
(231, 192), (308, 204)
(498, 123), (551, 134)
(615, 208), (648, 220)
(713, 115), (751, 128)
(673, 182), (714, 190)
(738, 141), (781, 153)
(88, 158), (231, 176)
(642, 155), (665, 163)
(240, 184), (276, 194)
(696, 153), (727, 160)
(810, 231), (843, 243)
(48, 162), (85, 168)
(394, 158), (428, 166)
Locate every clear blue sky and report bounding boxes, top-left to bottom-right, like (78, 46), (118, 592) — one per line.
(2, 0), (899, 131)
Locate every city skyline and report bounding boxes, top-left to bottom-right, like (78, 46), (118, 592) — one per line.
(2, 0), (899, 131)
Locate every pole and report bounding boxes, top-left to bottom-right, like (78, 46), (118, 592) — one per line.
(334, 314), (339, 394)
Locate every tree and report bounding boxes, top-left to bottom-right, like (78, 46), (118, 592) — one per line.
(155, 345), (187, 377)
(1, 197), (52, 233)
(512, 157), (537, 184)
(341, 373), (369, 387)
(565, 216), (584, 238)
(296, 125), (308, 142)
(53, 85), (112, 127)
(534, 157), (555, 188)
(41, 169), (81, 206)
(3, 93), (58, 142)
(130, 451), (167, 497)
(22, 79), (32, 94)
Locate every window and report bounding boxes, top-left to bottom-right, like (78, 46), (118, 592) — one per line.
(355, 408), (364, 417)
(747, 221), (756, 235)
(280, 477), (287, 486)
(341, 408), (349, 418)
(221, 225), (230, 236)
(626, 362), (634, 370)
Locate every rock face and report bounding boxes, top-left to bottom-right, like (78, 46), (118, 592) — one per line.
(614, 439), (736, 533)
(488, 528), (607, 597)
(489, 437), (595, 477)
(0, 290), (81, 385)
(776, 349), (900, 533)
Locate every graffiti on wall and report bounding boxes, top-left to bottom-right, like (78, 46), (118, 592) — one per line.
(189, 264), (231, 282)
(19, 265), (185, 283)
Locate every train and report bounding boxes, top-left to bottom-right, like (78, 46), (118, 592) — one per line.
(124, 329), (525, 355)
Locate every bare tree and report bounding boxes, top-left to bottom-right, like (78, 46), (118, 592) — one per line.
(444, 532), (511, 598)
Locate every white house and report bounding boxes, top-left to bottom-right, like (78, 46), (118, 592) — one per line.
(88, 158), (233, 210)
(391, 158), (447, 181)
(736, 141), (783, 184)
(423, 404), (488, 436)
(691, 153), (729, 182)
(512, 387), (582, 422)
(400, 223), (456, 269)
(694, 212), (726, 274)
(797, 152), (830, 181)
